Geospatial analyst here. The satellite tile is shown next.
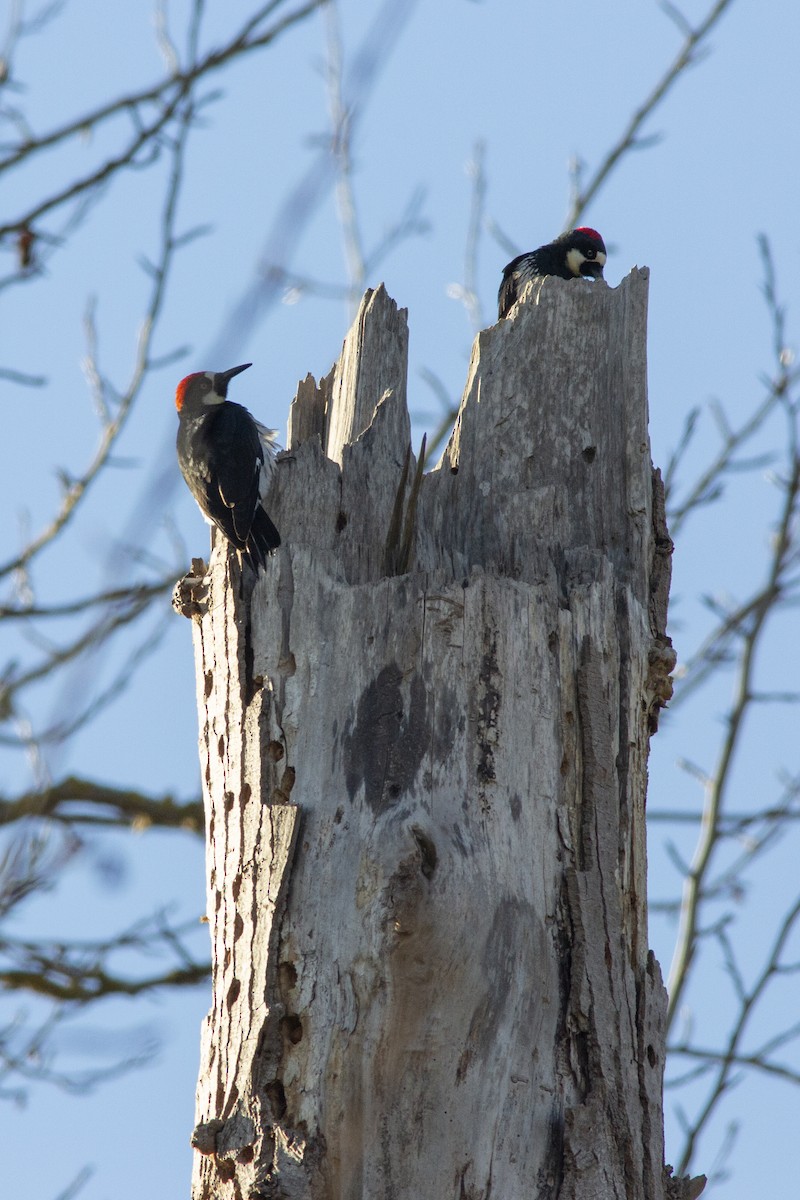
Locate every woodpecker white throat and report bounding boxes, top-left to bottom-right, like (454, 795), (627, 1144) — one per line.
(175, 362), (280, 572)
(498, 227), (607, 320)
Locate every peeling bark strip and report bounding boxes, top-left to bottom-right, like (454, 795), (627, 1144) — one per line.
(188, 279), (703, 1200)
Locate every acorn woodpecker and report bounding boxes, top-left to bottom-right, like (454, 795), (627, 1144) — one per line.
(498, 227), (607, 319)
(175, 363), (281, 572)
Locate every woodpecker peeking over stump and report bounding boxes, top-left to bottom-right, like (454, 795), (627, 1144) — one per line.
(175, 363), (281, 572)
(498, 227), (607, 320)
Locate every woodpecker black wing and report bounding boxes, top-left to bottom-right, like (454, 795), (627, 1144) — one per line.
(197, 402), (259, 546)
(498, 253), (538, 320)
(182, 403), (275, 570)
(211, 405), (281, 568)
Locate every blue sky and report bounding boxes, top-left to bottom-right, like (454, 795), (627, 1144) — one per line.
(2, 2), (799, 1196)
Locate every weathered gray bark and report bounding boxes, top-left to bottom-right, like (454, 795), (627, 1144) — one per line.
(183, 278), (701, 1200)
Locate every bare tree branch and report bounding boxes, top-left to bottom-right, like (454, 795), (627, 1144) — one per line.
(0, 94), (196, 579)
(0, 911), (209, 1002)
(0, 775), (203, 832)
(0, 577), (174, 620)
(447, 140), (488, 335)
(564, 0), (737, 227)
(0, 1), (321, 187)
(660, 243), (800, 1175)
(669, 895), (800, 1172)
(324, 0), (366, 314)
(666, 423), (800, 1029)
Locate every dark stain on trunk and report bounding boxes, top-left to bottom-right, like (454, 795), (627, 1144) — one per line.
(476, 632), (501, 806)
(343, 663), (428, 812)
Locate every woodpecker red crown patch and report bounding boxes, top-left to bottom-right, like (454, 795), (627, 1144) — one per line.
(575, 226), (604, 244)
(175, 372), (205, 412)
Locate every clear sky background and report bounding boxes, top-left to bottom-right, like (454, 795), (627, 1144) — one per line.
(2, 1), (799, 1197)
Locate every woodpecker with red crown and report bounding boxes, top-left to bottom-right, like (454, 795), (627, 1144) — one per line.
(175, 363), (280, 572)
(498, 227), (607, 320)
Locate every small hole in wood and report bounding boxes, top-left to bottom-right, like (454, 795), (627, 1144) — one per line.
(336, 511), (348, 531)
(227, 978), (241, 1009)
(204, 671), (213, 699)
(411, 825), (438, 878)
(266, 1079), (287, 1118)
(281, 1014), (303, 1045)
(233, 913), (244, 942)
(279, 961), (298, 990)
(582, 446), (597, 463)
(267, 740), (284, 762)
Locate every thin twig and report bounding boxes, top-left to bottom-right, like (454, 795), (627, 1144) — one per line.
(671, 895), (800, 1171)
(324, 0), (366, 314)
(564, 0), (737, 227)
(665, 240), (800, 1060)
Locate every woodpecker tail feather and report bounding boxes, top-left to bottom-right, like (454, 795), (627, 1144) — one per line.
(242, 505), (281, 572)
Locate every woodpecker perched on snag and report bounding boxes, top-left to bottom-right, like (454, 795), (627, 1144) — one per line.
(175, 363), (281, 572)
(498, 227), (607, 320)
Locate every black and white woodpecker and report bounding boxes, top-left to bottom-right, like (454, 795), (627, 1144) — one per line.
(498, 227), (607, 320)
(175, 363), (281, 572)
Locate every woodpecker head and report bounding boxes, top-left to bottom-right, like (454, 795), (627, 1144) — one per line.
(562, 227), (606, 280)
(175, 362), (252, 415)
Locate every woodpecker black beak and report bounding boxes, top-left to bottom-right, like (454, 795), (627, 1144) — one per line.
(580, 262), (605, 280)
(214, 362), (252, 396)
